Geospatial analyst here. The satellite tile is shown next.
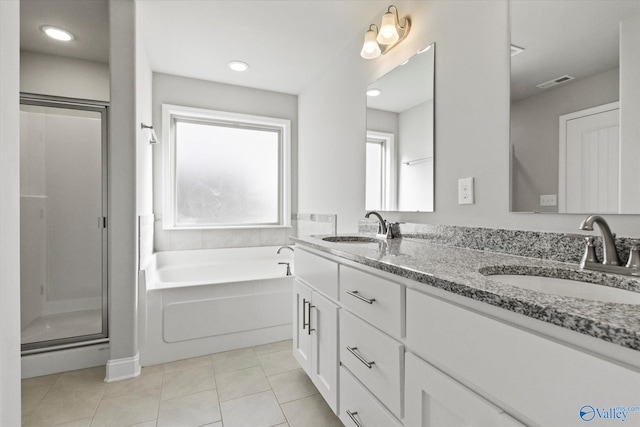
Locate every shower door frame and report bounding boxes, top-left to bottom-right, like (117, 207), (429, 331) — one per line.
(20, 93), (109, 355)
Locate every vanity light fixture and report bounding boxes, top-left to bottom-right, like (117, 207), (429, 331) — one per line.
(141, 123), (159, 145)
(41, 25), (75, 42)
(366, 88), (382, 97)
(361, 25), (382, 59)
(360, 5), (410, 59)
(228, 60), (249, 72)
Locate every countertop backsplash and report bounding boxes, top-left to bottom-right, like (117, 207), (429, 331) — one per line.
(358, 220), (634, 265)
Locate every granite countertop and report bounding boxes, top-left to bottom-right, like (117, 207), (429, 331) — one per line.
(292, 235), (640, 352)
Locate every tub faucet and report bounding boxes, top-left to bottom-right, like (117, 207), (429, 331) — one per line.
(277, 246), (294, 254)
(579, 215), (620, 266)
(365, 211), (394, 239)
(278, 262), (292, 276)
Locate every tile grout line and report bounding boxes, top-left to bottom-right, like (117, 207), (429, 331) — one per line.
(152, 365), (165, 427)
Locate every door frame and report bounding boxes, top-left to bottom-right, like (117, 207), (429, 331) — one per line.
(19, 93), (110, 354)
(558, 101), (619, 213)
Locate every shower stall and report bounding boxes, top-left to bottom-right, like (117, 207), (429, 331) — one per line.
(20, 94), (108, 355)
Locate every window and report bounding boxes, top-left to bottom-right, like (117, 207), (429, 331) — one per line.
(365, 130), (396, 211)
(163, 105), (291, 229)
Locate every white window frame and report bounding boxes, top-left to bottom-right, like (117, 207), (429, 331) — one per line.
(366, 130), (396, 211)
(162, 104), (291, 230)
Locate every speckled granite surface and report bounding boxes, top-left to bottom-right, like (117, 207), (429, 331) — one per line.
(292, 235), (640, 352)
(358, 221), (636, 264)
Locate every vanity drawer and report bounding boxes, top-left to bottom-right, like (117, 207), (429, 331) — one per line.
(340, 265), (402, 338)
(340, 310), (403, 419)
(295, 248), (338, 300)
(339, 366), (402, 427)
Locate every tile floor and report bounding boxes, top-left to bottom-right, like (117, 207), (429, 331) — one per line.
(21, 340), (344, 427)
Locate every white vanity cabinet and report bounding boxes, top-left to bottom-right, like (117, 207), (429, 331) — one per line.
(405, 352), (524, 427)
(406, 288), (640, 426)
(293, 250), (339, 413)
(294, 244), (640, 427)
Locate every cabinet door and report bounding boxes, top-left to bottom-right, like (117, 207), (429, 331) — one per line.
(293, 279), (312, 374)
(310, 290), (340, 414)
(405, 353), (523, 427)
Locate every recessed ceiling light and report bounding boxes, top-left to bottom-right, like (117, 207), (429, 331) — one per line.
(40, 25), (75, 42)
(228, 61), (249, 72)
(366, 88), (382, 97)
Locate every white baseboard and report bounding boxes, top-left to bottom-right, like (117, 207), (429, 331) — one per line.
(105, 352), (141, 382)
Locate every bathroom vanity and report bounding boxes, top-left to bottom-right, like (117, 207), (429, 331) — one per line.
(292, 235), (640, 427)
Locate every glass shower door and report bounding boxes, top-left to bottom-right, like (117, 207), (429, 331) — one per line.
(20, 95), (108, 353)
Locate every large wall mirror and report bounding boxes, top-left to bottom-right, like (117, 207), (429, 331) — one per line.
(510, 1), (640, 214)
(366, 43), (435, 212)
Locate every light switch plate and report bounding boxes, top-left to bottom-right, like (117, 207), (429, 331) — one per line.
(458, 177), (474, 204)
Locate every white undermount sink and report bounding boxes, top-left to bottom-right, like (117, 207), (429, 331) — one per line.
(487, 274), (640, 305)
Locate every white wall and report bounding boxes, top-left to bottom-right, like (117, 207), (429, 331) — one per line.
(511, 68), (618, 212)
(136, 18), (153, 217)
(398, 100), (433, 211)
(20, 51), (109, 101)
(107, 0), (139, 379)
(0, 0), (22, 424)
(298, 0), (640, 236)
(152, 73), (298, 251)
(367, 108), (399, 136)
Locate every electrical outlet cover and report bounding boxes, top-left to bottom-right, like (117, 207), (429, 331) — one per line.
(458, 177), (474, 204)
(540, 194), (557, 207)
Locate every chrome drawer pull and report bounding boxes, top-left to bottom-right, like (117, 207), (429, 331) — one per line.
(302, 298), (309, 331)
(346, 290), (375, 304)
(308, 303), (315, 335)
(346, 346), (375, 369)
(346, 410), (364, 427)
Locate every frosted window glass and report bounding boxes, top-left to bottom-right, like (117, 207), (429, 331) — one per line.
(175, 121), (280, 225)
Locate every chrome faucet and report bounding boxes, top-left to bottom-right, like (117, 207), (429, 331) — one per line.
(365, 211), (394, 239)
(277, 246), (294, 254)
(579, 215), (620, 266)
(576, 215), (640, 276)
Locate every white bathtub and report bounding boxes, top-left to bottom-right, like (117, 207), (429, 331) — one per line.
(139, 246), (294, 366)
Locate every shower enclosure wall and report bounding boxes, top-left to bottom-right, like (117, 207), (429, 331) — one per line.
(20, 94), (108, 354)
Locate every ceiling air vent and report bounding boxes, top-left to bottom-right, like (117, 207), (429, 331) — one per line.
(536, 75), (575, 89)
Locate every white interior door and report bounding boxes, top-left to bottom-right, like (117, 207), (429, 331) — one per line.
(559, 102), (620, 213)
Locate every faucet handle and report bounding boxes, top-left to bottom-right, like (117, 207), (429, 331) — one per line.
(384, 220), (395, 239)
(580, 235), (598, 268)
(625, 239), (640, 269)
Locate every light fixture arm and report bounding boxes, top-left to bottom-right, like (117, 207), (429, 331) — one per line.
(387, 5), (408, 31)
